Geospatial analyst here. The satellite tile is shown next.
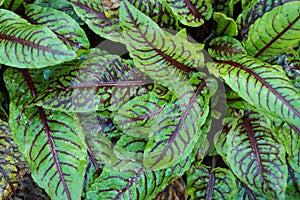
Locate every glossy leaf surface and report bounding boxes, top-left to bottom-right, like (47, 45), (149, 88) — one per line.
(120, 1), (204, 91)
(237, 0), (294, 38)
(164, 0), (212, 27)
(114, 90), (172, 138)
(29, 53), (152, 113)
(213, 12), (238, 37)
(0, 9), (76, 68)
(143, 74), (210, 170)
(208, 36), (247, 61)
(187, 165), (238, 199)
(128, 0), (181, 30)
(71, 0), (122, 42)
(4, 68), (87, 200)
(86, 155), (194, 200)
(33, 0), (83, 24)
(3, 0), (23, 11)
(225, 111), (288, 199)
(208, 56), (300, 127)
(24, 4), (90, 51)
(244, 2), (300, 61)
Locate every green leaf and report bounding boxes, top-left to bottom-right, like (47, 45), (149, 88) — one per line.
(3, 0), (23, 11)
(86, 155), (194, 199)
(213, 0), (231, 15)
(24, 4), (90, 52)
(225, 111), (288, 199)
(120, 1), (204, 91)
(128, 0), (181, 30)
(187, 164), (238, 199)
(29, 52), (152, 113)
(0, 0), (3, 6)
(33, 0), (83, 24)
(213, 12), (238, 37)
(286, 162), (300, 199)
(0, 9), (76, 68)
(208, 56), (300, 127)
(226, 89), (256, 110)
(143, 74), (210, 170)
(282, 124), (300, 174)
(114, 90), (172, 138)
(244, 2), (300, 61)
(0, 120), (25, 199)
(237, 0), (294, 39)
(4, 68), (87, 200)
(71, 0), (122, 42)
(208, 36), (247, 61)
(270, 49), (300, 90)
(163, 0), (212, 27)
(237, 180), (268, 200)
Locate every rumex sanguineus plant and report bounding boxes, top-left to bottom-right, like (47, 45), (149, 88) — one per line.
(0, 0), (299, 199)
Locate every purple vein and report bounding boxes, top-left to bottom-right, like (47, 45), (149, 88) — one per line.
(20, 69), (72, 200)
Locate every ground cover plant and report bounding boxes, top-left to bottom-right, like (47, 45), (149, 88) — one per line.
(0, 0), (299, 199)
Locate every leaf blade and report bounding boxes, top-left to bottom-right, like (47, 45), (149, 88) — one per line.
(225, 111), (288, 199)
(208, 56), (300, 127)
(24, 4), (90, 52)
(244, 2), (300, 61)
(4, 68), (87, 200)
(0, 9), (76, 68)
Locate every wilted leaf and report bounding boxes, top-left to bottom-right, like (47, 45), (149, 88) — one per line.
(163, 0), (212, 27)
(4, 68), (87, 200)
(225, 111), (288, 199)
(24, 4), (90, 51)
(0, 9), (76, 68)
(244, 2), (300, 61)
(208, 56), (300, 127)
(187, 164), (238, 199)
